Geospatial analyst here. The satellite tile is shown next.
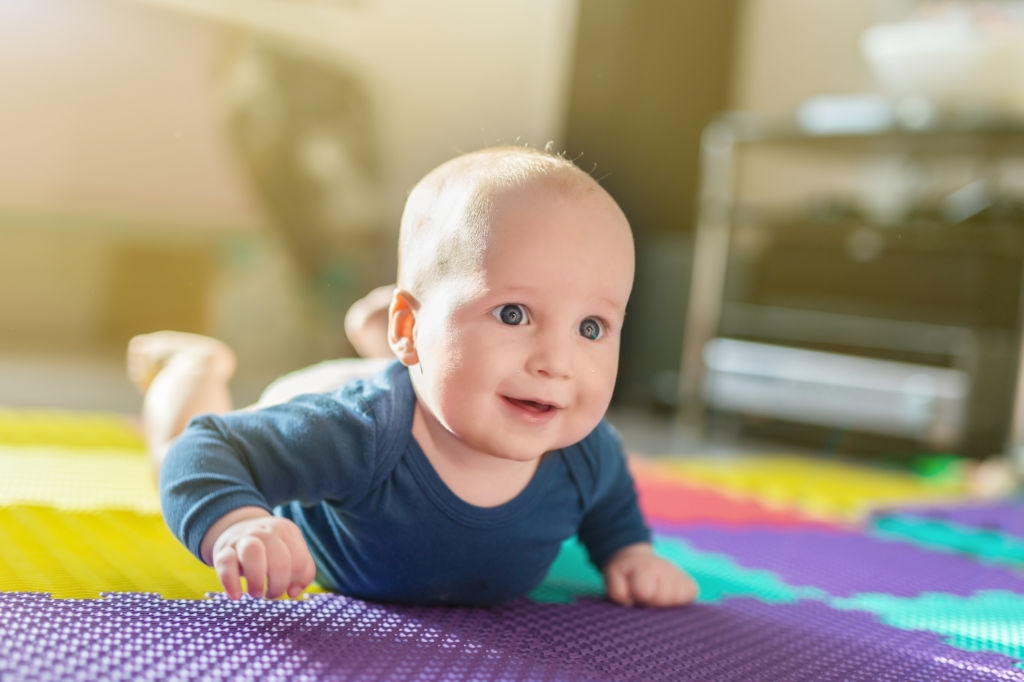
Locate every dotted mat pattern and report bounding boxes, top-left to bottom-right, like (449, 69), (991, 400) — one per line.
(0, 408), (144, 449)
(0, 444), (159, 513)
(869, 498), (1024, 568)
(667, 526), (1024, 598)
(888, 499), (1024, 538)
(1, 407), (1023, 680)
(2, 593), (1022, 682)
(0, 505), (221, 599)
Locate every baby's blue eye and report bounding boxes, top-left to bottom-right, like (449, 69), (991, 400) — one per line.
(493, 304), (528, 326)
(579, 317), (604, 341)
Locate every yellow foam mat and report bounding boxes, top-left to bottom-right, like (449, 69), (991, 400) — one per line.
(0, 505), (221, 598)
(0, 444), (159, 513)
(0, 407), (964, 599)
(664, 455), (965, 521)
(0, 408), (325, 599)
(0, 408), (211, 598)
(0, 408), (144, 449)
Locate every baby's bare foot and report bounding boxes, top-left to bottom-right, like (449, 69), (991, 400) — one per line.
(968, 456), (1022, 499)
(127, 331), (237, 394)
(345, 284), (395, 359)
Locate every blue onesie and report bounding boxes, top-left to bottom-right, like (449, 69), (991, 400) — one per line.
(160, 360), (651, 606)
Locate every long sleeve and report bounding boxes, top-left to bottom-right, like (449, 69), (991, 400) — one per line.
(159, 389), (378, 561)
(571, 423), (652, 569)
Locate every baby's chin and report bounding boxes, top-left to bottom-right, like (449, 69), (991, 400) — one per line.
(454, 417), (605, 462)
(538, 429), (603, 457)
(483, 439), (571, 463)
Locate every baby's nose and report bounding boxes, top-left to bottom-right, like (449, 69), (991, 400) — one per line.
(526, 334), (572, 379)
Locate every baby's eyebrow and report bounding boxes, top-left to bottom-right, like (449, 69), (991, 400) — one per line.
(489, 284), (535, 297)
(591, 295), (628, 317)
(480, 284), (626, 316)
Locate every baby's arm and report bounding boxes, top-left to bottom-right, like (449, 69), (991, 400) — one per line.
(160, 391), (377, 599)
(602, 542), (698, 607)
(573, 424), (698, 607)
(199, 507), (317, 600)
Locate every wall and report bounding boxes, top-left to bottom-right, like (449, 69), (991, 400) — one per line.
(0, 1), (259, 223)
(134, 0), (582, 234)
(564, 0), (741, 406)
(0, 0), (260, 364)
(730, 0), (881, 114)
(0, 0), (581, 406)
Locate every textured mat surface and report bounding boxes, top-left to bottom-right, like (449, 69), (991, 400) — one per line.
(0, 505), (220, 598)
(1, 407), (1022, 680)
(874, 498), (1024, 537)
(870, 498), (1024, 568)
(668, 526), (1024, 597)
(3, 592), (1022, 682)
(0, 444), (158, 513)
(629, 458), (837, 529)
(662, 455), (965, 521)
(0, 408), (144, 449)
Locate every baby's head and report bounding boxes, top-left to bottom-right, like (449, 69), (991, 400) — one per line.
(389, 146), (635, 462)
(393, 146), (592, 300)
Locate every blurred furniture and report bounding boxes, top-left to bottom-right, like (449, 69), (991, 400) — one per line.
(679, 103), (1024, 460)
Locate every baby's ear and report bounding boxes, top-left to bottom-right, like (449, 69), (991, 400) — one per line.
(388, 290), (419, 367)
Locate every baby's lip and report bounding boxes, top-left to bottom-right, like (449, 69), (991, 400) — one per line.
(503, 396), (563, 412)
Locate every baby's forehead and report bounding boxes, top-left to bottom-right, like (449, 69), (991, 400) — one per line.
(473, 171), (609, 225)
(398, 148), (630, 299)
(431, 170), (601, 250)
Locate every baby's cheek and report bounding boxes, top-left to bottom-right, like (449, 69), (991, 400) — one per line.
(570, 390), (613, 442)
(583, 363), (617, 409)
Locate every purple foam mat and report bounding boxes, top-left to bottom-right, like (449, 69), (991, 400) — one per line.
(663, 526), (1024, 598)
(874, 499), (1024, 537)
(1, 592), (1022, 681)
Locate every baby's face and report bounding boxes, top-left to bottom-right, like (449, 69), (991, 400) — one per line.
(409, 178), (634, 463)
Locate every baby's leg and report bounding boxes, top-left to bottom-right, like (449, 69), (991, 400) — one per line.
(257, 357), (392, 407)
(344, 283), (394, 359)
(127, 331), (237, 475)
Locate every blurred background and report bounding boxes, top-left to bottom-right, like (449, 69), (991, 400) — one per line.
(3, 0), (1024, 464)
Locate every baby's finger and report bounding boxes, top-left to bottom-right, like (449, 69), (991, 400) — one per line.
(263, 538), (292, 600)
(604, 567), (633, 606)
(676, 574), (699, 605)
(630, 568), (659, 605)
(213, 547), (243, 600)
(655, 575), (686, 607)
(288, 545), (317, 599)
(236, 537), (268, 598)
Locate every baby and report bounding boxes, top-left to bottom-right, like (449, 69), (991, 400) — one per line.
(138, 145), (697, 608)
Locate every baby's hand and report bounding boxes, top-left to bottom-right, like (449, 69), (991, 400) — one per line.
(603, 543), (698, 607)
(201, 507), (317, 600)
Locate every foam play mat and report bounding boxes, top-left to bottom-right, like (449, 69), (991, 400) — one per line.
(1, 407), (1023, 680)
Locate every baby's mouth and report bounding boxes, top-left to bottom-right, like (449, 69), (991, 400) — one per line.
(504, 397), (556, 414)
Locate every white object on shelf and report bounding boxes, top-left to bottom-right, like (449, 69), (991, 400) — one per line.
(861, 14), (1024, 113)
(702, 338), (968, 447)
